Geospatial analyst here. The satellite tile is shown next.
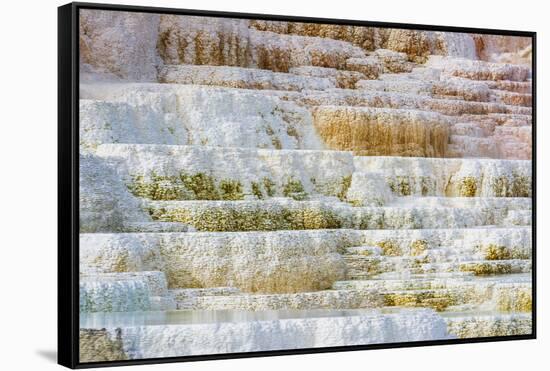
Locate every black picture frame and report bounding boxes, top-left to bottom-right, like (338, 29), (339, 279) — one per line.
(58, 2), (537, 368)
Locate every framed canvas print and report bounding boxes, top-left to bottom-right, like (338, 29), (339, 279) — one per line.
(58, 2), (536, 368)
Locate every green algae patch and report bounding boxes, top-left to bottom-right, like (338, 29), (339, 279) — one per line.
(511, 174), (531, 197)
(491, 177), (510, 197)
(477, 243), (529, 260)
(459, 262), (513, 275)
(149, 204), (342, 232)
(251, 181), (264, 199)
(354, 211), (385, 230)
(377, 240), (402, 256)
(458, 177), (478, 197)
(338, 175), (353, 201)
(483, 244), (512, 260)
(128, 173), (188, 201)
(263, 177), (276, 197)
(492, 175), (531, 197)
(419, 297), (453, 312)
(410, 239), (428, 256)
(348, 199), (363, 207)
(496, 288), (532, 312)
(128, 172), (249, 201)
(383, 291), (455, 312)
(180, 172), (220, 200)
(283, 177), (308, 200)
(384, 293), (417, 307)
(388, 176), (411, 196)
(219, 179), (244, 200)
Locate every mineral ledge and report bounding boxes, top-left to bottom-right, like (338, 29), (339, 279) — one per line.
(78, 9), (533, 362)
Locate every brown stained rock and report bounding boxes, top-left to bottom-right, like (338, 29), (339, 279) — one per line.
(79, 329), (128, 363)
(312, 106), (449, 157)
(79, 9), (161, 81)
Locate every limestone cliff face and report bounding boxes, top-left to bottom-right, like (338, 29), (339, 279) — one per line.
(78, 9), (533, 361)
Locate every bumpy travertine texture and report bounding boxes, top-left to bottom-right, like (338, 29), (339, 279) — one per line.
(427, 56), (531, 82)
(80, 271), (175, 312)
(93, 144), (352, 199)
(146, 198), (530, 231)
(312, 106), (450, 157)
(89, 144), (532, 203)
(473, 34), (532, 64)
(79, 155), (151, 232)
(80, 309), (451, 359)
(249, 20), (477, 60)
(159, 65), (336, 91)
(444, 313), (532, 338)
(80, 81), (532, 160)
(80, 9), (161, 81)
(184, 289), (384, 311)
(78, 11), (532, 360)
(80, 329), (128, 362)
(80, 231), (351, 293)
(158, 15), (367, 72)
(80, 84), (324, 151)
(289, 66), (367, 88)
(352, 156), (531, 200)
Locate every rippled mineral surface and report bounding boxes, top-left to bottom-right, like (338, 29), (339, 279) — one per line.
(78, 8), (533, 363)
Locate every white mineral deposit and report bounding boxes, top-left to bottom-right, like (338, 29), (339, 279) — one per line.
(77, 9), (532, 362)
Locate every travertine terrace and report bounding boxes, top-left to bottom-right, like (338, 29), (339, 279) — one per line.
(78, 9), (533, 362)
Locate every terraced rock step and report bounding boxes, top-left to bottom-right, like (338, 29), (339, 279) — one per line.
(289, 87), (531, 117)
(456, 260), (531, 275)
(358, 71), (532, 105)
(80, 84), (323, 151)
(79, 308), (452, 361)
(345, 259), (531, 280)
(146, 199), (530, 231)
(443, 312), (532, 338)
(223, 20), (473, 58)
(174, 289), (383, 311)
(80, 230), (350, 293)
(159, 64), (338, 91)
(352, 227), (532, 261)
(352, 156), (531, 199)
(80, 272), (175, 313)
(427, 56), (531, 82)
(78, 10), (533, 360)
(333, 273), (531, 289)
(171, 287), (241, 309)
(80, 83), (531, 159)
(312, 106), (449, 157)
(86, 144), (531, 208)
(158, 15), (368, 72)
(93, 143), (352, 202)
(80, 227), (531, 294)
(380, 284), (531, 312)
(486, 80), (532, 94)
(356, 78), (491, 102)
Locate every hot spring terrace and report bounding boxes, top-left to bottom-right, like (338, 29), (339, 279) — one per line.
(78, 12), (532, 361)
